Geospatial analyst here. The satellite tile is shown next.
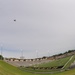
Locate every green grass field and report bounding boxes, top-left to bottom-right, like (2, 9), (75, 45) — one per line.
(0, 55), (75, 75)
(19, 55), (75, 73)
(37, 55), (75, 69)
(36, 56), (71, 67)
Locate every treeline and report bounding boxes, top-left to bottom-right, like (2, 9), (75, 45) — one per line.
(53, 50), (75, 57)
(42, 50), (75, 59)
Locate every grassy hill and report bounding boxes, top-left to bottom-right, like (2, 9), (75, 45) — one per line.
(0, 60), (33, 75)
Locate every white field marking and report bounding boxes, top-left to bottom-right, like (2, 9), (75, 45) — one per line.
(62, 55), (74, 69)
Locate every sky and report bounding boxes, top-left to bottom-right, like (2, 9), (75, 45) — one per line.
(0, 0), (75, 59)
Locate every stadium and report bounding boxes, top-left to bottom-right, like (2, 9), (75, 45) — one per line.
(0, 50), (75, 75)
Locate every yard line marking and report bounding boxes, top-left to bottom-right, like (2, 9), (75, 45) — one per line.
(62, 55), (74, 69)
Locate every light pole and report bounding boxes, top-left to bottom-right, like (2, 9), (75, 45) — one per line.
(36, 50), (38, 58)
(0, 44), (3, 60)
(48, 50), (50, 56)
(20, 49), (24, 59)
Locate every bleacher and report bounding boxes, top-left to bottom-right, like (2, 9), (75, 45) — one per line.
(4, 58), (52, 67)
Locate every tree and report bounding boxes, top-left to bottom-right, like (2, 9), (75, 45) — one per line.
(0, 55), (4, 60)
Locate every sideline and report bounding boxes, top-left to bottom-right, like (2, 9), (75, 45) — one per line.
(62, 55), (74, 69)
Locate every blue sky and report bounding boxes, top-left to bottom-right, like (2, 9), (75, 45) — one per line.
(0, 0), (75, 58)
